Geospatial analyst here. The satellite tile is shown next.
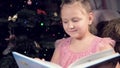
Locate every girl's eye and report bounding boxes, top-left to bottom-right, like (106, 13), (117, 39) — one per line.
(72, 18), (81, 22)
(62, 21), (68, 24)
(72, 19), (79, 22)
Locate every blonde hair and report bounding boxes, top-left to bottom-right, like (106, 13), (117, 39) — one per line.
(60, 0), (92, 13)
(60, 0), (96, 34)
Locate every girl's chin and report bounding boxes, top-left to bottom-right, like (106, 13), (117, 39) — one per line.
(69, 34), (82, 38)
(70, 35), (79, 38)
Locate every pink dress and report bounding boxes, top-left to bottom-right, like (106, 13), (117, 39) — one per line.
(55, 36), (115, 68)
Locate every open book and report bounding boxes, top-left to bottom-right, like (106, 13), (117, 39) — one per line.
(12, 49), (120, 68)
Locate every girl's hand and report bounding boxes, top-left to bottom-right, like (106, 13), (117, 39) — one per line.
(34, 58), (45, 61)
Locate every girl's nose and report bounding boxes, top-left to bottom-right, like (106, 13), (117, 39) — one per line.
(68, 23), (74, 29)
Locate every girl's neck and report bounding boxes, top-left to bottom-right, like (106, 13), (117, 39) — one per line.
(69, 34), (96, 52)
(71, 33), (95, 43)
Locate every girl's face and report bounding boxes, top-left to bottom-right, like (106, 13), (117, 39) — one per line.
(61, 3), (93, 39)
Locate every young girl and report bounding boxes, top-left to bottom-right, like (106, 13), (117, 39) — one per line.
(51, 0), (115, 68)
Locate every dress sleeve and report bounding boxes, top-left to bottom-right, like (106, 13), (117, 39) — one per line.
(98, 37), (116, 51)
(54, 38), (65, 48)
(51, 38), (65, 63)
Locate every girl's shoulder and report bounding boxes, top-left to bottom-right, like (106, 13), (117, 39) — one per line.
(54, 37), (71, 48)
(96, 37), (115, 51)
(98, 37), (115, 46)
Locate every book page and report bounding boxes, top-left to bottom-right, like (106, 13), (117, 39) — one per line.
(68, 49), (115, 68)
(74, 53), (119, 68)
(12, 52), (62, 68)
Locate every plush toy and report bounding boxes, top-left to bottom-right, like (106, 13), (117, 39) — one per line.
(100, 18), (120, 66)
(101, 18), (120, 53)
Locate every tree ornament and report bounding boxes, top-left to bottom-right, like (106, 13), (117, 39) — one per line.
(27, 0), (32, 5)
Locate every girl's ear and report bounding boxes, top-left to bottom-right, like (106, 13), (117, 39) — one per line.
(88, 12), (94, 25)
